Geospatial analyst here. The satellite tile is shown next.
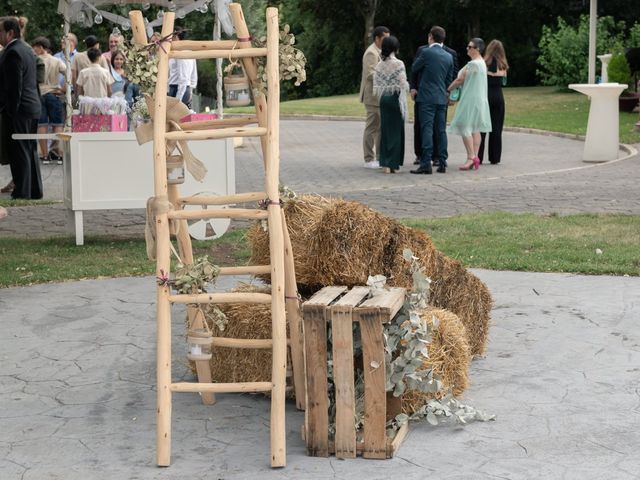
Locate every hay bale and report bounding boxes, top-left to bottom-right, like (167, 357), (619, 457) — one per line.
(309, 199), (396, 287)
(248, 195), (492, 356)
(402, 306), (471, 415)
(248, 194), (334, 287)
(429, 258), (493, 357)
(386, 226), (492, 357)
(200, 284), (290, 387)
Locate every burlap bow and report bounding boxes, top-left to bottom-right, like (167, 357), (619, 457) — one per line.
(135, 95), (207, 182)
(144, 195), (176, 260)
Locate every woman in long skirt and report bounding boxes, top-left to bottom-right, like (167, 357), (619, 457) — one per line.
(373, 36), (409, 173)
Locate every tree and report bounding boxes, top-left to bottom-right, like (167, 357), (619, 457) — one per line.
(537, 15), (628, 86)
(357, 0), (382, 49)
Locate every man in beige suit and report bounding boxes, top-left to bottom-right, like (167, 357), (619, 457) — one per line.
(359, 26), (389, 168)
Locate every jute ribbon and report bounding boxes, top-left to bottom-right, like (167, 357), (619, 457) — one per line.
(145, 195), (176, 260)
(135, 95), (207, 182)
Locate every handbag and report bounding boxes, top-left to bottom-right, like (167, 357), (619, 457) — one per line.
(449, 87), (461, 102)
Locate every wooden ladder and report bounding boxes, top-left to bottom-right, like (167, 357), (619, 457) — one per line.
(129, 4), (304, 468)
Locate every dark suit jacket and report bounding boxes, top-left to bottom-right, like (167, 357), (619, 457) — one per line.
(411, 44), (454, 105)
(0, 39), (41, 118)
(410, 44), (459, 90)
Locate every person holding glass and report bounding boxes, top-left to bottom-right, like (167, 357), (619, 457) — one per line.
(447, 37), (492, 171)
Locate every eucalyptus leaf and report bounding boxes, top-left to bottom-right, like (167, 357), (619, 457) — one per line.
(426, 412), (438, 426)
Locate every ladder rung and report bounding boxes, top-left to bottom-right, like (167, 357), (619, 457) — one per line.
(211, 338), (273, 349)
(219, 265), (271, 275)
(165, 127), (267, 141)
(178, 191), (267, 206)
(179, 116), (258, 131)
(168, 208), (268, 221)
(171, 39), (239, 51)
(171, 381), (272, 394)
(168, 292), (272, 304)
(169, 47), (267, 60)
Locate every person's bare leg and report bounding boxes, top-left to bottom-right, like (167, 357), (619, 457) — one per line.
(37, 125), (48, 159)
(461, 134), (475, 167)
(472, 132), (482, 157)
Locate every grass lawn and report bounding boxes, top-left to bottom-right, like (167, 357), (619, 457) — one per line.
(0, 228), (251, 288)
(228, 86), (640, 144)
(1, 213), (638, 287)
(0, 199), (59, 207)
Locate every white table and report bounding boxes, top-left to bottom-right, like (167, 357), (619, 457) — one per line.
(568, 83), (627, 162)
(14, 132), (235, 245)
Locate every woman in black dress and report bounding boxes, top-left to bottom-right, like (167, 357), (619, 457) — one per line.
(478, 40), (508, 164)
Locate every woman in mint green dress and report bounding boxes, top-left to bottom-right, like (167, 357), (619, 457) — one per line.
(447, 38), (492, 170)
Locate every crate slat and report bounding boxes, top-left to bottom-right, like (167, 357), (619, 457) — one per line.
(331, 304), (357, 458)
(303, 300), (331, 457)
(360, 287), (406, 320)
(357, 306), (387, 459)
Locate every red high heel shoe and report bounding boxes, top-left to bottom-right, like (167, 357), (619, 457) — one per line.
(473, 156), (480, 170)
(459, 158), (475, 171)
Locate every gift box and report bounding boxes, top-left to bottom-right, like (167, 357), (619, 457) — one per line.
(180, 113), (218, 123)
(72, 114), (128, 132)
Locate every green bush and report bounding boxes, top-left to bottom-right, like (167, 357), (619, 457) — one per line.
(629, 24), (640, 48)
(537, 15), (626, 86)
(607, 53), (632, 90)
(196, 60), (218, 100)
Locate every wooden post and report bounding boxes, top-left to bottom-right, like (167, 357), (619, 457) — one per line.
(153, 12), (176, 468)
(128, 10), (148, 46)
(281, 209), (306, 410)
(263, 7), (287, 468)
(229, 3), (269, 162)
(170, 184), (216, 407)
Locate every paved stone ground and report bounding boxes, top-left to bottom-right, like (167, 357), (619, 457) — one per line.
(1, 271), (639, 479)
(2, 120), (640, 479)
(1, 119), (638, 239)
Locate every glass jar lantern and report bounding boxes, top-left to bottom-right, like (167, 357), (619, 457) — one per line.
(186, 328), (212, 361)
(166, 155), (185, 184)
(224, 73), (251, 107)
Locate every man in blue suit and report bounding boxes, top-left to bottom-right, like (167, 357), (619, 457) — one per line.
(410, 26), (454, 174)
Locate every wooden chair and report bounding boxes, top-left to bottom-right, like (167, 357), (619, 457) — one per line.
(129, 4), (304, 468)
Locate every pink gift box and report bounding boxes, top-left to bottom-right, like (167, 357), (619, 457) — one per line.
(72, 114), (128, 132)
(180, 113), (218, 123)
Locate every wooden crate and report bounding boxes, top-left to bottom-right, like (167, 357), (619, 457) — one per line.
(302, 286), (408, 459)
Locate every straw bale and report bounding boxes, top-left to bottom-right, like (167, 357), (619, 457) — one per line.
(309, 199), (396, 287)
(429, 258), (493, 357)
(386, 227), (492, 357)
(195, 284), (293, 390)
(402, 306), (471, 415)
(247, 195), (492, 355)
(247, 194), (334, 287)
